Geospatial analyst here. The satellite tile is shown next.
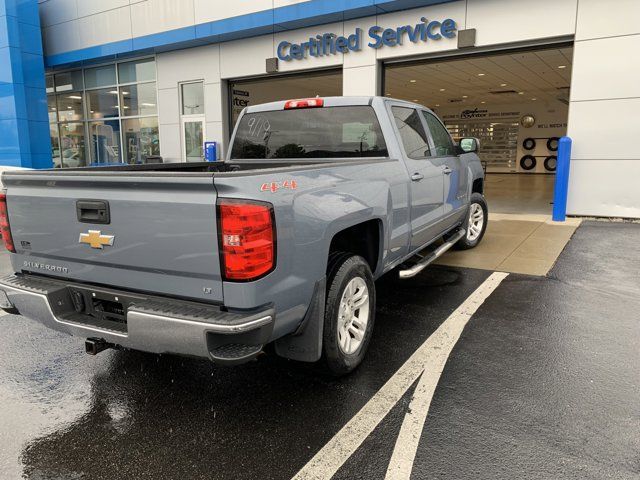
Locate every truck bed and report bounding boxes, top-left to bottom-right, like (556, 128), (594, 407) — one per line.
(6, 160), (367, 175)
(0, 156), (391, 304)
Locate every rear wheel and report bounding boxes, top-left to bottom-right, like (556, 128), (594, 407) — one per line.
(456, 192), (488, 250)
(321, 253), (376, 376)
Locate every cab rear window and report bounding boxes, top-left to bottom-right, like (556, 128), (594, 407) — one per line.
(230, 106), (388, 159)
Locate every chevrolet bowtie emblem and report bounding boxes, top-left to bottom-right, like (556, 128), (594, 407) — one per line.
(79, 230), (115, 249)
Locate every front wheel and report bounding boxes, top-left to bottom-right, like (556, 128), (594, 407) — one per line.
(456, 192), (488, 250)
(321, 254), (376, 376)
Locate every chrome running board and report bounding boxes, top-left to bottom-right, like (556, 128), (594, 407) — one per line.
(398, 228), (466, 279)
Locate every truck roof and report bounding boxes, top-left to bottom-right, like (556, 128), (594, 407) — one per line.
(243, 96), (429, 113)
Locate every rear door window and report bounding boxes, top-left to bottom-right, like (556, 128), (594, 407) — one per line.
(230, 106), (388, 159)
(392, 107), (431, 159)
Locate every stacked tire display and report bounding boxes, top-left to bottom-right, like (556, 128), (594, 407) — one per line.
(520, 136), (559, 172)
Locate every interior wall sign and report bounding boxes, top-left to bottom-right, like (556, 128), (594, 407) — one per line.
(277, 18), (457, 61)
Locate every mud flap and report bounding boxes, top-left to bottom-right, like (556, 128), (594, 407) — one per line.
(274, 277), (325, 362)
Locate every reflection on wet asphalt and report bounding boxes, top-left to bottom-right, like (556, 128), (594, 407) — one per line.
(1, 221), (638, 479)
(0, 257), (489, 479)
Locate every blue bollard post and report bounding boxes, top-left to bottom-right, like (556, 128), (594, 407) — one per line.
(552, 136), (572, 222)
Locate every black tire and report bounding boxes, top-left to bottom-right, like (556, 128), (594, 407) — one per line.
(547, 137), (559, 152)
(522, 138), (536, 151)
(520, 155), (536, 171)
(455, 193), (488, 250)
(544, 155), (557, 172)
(321, 253), (376, 376)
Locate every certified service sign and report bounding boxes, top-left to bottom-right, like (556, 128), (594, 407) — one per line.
(277, 18), (457, 61)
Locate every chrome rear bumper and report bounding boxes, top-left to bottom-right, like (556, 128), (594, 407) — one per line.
(0, 274), (273, 363)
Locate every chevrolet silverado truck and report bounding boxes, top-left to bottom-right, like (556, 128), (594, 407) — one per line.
(0, 96), (487, 375)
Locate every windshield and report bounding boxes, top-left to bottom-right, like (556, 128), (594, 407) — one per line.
(230, 106), (388, 159)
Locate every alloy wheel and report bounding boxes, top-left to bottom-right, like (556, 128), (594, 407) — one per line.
(467, 203), (484, 241)
(337, 277), (370, 355)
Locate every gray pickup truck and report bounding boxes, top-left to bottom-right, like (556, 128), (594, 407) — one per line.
(0, 96), (486, 375)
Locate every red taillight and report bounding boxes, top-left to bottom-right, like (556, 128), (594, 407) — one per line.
(284, 98), (324, 109)
(218, 200), (275, 281)
(0, 192), (15, 253)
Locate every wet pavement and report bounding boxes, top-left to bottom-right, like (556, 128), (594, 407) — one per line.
(0, 221), (638, 479)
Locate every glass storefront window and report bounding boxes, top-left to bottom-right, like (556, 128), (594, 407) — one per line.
(55, 70), (83, 93)
(59, 123), (87, 168)
(56, 93), (84, 122)
(120, 83), (157, 117)
(87, 88), (120, 119)
(89, 120), (122, 165)
(46, 76), (54, 94)
(181, 82), (204, 115)
(47, 95), (57, 123)
(118, 59), (156, 84)
(84, 65), (117, 89)
(122, 117), (160, 164)
(46, 58), (159, 168)
(50, 124), (61, 168)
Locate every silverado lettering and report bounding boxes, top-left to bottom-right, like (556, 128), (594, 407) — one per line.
(23, 261), (69, 274)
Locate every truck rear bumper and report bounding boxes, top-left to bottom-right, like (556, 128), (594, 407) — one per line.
(0, 274), (273, 364)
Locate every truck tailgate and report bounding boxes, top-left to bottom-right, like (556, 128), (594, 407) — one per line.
(3, 172), (223, 303)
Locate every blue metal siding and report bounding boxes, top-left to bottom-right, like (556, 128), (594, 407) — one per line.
(0, 0), (51, 168)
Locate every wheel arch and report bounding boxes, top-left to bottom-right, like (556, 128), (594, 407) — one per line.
(327, 219), (383, 276)
(472, 177), (484, 195)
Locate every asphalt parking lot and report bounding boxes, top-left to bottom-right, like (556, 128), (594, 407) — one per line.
(0, 221), (638, 480)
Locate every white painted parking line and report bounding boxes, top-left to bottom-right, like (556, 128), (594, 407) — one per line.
(293, 272), (509, 480)
(384, 367), (440, 479)
(385, 275), (508, 477)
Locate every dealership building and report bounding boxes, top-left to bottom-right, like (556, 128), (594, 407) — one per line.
(1, 0), (639, 218)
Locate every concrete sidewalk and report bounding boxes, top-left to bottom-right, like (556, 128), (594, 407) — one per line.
(438, 213), (581, 276)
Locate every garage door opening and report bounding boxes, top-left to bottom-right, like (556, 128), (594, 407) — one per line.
(229, 69), (342, 126)
(383, 45), (573, 216)
(384, 46), (579, 276)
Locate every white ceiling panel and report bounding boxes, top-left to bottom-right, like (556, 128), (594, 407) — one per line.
(384, 47), (574, 108)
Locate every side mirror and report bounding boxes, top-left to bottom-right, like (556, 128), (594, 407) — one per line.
(459, 137), (480, 153)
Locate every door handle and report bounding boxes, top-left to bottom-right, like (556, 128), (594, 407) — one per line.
(443, 166), (452, 175)
(410, 172), (424, 182)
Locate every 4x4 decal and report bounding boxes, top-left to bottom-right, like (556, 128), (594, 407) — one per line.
(260, 180), (298, 193)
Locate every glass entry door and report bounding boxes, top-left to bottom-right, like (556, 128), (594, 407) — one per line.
(182, 118), (205, 162)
